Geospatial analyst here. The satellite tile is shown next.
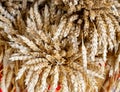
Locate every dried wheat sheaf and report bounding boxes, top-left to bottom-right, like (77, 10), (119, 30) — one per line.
(0, 0), (120, 92)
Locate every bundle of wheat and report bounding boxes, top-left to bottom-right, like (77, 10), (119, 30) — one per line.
(0, 0), (120, 92)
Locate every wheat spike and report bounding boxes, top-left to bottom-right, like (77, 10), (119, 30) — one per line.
(29, 7), (35, 23)
(90, 24), (98, 61)
(39, 66), (51, 92)
(33, 2), (43, 30)
(89, 75), (98, 92)
(60, 66), (69, 92)
(63, 20), (73, 38)
(108, 14), (120, 33)
(44, 4), (50, 32)
(16, 66), (26, 80)
(9, 55), (33, 61)
(96, 15), (108, 62)
(53, 18), (66, 41)
(18, 35), (40, 51)
(68, 62), (104, 79)
(82, 37), (87, 70)
(49, 65), (59, 92)
(27, 71), (39, 92)
(25, 58), (48, 65)
(70, 72), (78, 92)
(6, 70), (13, 88)
(66, 67), (78, 92)
(25, 70), (33, 85)
(26, 62), (48, 71)
(103, 14), (116, 48)
(77, 71), (86, 92)
(8, 42), (30, 53)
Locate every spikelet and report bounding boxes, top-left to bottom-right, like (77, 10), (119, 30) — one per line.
(109, 67), (114, 77)
(37, 30), (49, 44)
(0, 21), (8, 29)
(107, 38), (114, 51)
(0, 15), (12, 26)
(28, 52), (46, 57)
(49, 65), (59, 92)
(90, 10), (96, 21)
(108, 14), (120, 33)
(0, 4), (14, 21)
(111, 5), (119, 16)
(26, 17), (36, 31)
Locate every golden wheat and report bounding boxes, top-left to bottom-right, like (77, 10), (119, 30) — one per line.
(0, 0), (120, 92)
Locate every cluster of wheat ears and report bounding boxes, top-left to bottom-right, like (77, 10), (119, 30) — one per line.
(0, 0), (120, 92)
